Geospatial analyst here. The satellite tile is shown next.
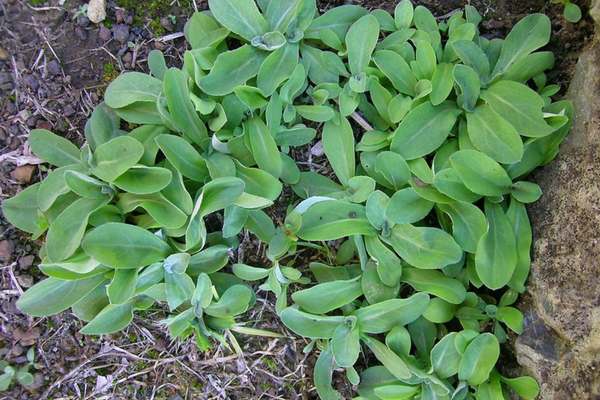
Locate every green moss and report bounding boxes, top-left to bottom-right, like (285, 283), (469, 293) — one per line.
(102, 63), (119, 83)
(262, 357), (277, 372)
(29, 0), (47, 5)
(116, 0), (194, 36)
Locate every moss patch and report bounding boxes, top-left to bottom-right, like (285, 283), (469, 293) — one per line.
(116, 0), (193, 36)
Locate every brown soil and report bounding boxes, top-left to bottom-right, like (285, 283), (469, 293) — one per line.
(0, 0), (593, 399)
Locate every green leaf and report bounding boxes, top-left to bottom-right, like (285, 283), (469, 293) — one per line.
(331, 323), (361, 368)
(346, 14), (380, 76)
(199, 45), (267, 96)
(373, 50), (417, 95)
(492, 14), (551, 77)
(306, 5), (368, 42)
(234, 85), (268, 109)
(452, 40), (491, 82)
(2, 183), (46, 237)
(297, 199), (376, 241)
(501, 375), (540, 400)
(401, 267), (466, 304)
(46, 197), (109, 262)
(64, 171), (109, 199)
(80, 303), (134, 335)
(506, 199), (532, 292)
(361, 261), (399, 304)
(107, 269), (138, 304)
(184, 12), (229, 49)
(314, 347), (342, 400)
(481, 80), (554, 137)
(105, 72), (163, 109)
(432, 168), (480, 203)
(390, 102), (460, 160)
(430, 333), (461, 378)
(148, 50), (167, 79)
(449, 150), (512, 196)
(394, 0), (414, 29)
(82, 223), (171, 269)
(453, 64), (480, 112)
(430, 63), (454, 105)
(496, 306), (524, 333)
(208, 0), (268, 41)
(245, 116), (282, 178)
(354, 292), (430, 333)
(292, 277), (362, 314)
(361, 335), (412, 380)
(466, 104), (524, 164)
(386, 187), (433, 224)
(383, 224), (463, 269)
(322, 116), (355, 185)
(564, 2), (582, 23)
(235, 160), (283, 201)
(113, 166), (172, 194)
(458, 333), (500, 385)
(155, 134), (208, 182)
(365, 235), (402, 286)
(205, 285), (253, 317)
(265, 0), (302, 32)
(164, 68), (208, 147)
(257, 44), (299, 96)
(29, 129), (80, 167)
(280, 307), (347, 339)
(17, 275), (106, 317)
(437, 201), (487, 253)
(511, 181), (542, 203)
(295, 105), (335, 122)
(188, 245), (230, 275)
(475, 201), (518, 290)
(91, 136), (144, 182)
(118, 193), (187, 230)
(232, 263), (271, 281)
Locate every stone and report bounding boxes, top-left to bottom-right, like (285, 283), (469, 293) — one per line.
(98, 25), (111, 41)
(112, 24), (130, 43)
(515, 8), (600, 398)
(0, 47), (8, 61)
(0, 241), (13, 261)
(87, 0), (106, 24)
(11, 165), (35, 183)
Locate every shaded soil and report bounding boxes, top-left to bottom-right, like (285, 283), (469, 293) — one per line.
(0, 0), (593, 399)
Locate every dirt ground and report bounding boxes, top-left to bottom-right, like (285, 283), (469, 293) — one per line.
(0, 0), (593, 399)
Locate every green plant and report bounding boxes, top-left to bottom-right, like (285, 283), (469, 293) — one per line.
(552, 0), (583, 22)
(2, 1), (573, 399)
(0, 348), (36, 391)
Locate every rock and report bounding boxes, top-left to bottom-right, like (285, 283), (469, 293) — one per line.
(75, 26), (88, 41)
(112, 24), (130, 43)
(98, 25), (111, 41)
(18, 255), (34, 269)
(11, 165), (35, 183)
(0, 47), (8, 61)
(515, 8), (600, 398)
(22, 74), (39, 90)
(87, 0), (106, 24)
(47, 59), (61, 76)
(0, 241), (13, 261)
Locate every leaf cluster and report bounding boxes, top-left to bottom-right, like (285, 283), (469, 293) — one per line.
(2, 1), (573, 399)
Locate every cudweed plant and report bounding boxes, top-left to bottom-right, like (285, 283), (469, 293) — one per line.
(2, 0), (573, 398)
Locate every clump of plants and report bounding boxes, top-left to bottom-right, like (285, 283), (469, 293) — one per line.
(3, 0), (573, 398)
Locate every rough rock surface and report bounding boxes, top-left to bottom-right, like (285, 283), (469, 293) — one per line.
(516, 3), (600, 398)
(87, 0), (106, 24)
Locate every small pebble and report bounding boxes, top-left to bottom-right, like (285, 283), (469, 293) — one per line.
(22, 74), (39, 90)
(11, 165), (35, 183)
(18, 255), (35, 269)
(112, 24), (130, 43)
(47, 59), (61, 76)
(98, 25), (112, 41)
(115, 9), (125, 24)
(122, 52), (132, 64)
(75, 27), (88, 41)
(0, 240), (13, 261)
(63, 104), (76, 117)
